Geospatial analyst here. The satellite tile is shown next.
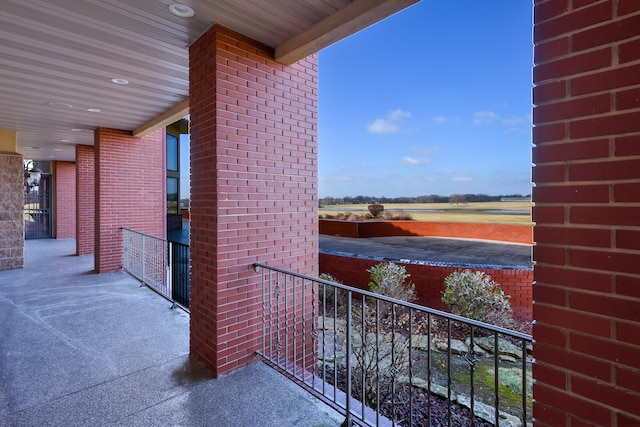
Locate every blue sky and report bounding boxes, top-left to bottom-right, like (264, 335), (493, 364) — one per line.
(318, 1), (533, 198)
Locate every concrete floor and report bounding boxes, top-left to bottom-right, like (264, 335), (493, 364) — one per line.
(320, 235), (533, 267)
(174, 219), (532, 267)
(0, 239), (343, 427)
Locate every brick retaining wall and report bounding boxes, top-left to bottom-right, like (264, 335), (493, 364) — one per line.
(320, 252), (533, 321)
(320, 219), (533, 244)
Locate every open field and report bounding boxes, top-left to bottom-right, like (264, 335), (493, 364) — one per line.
(319, 201), (533, 225)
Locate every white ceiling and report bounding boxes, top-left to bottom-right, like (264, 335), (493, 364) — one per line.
(0, 0), (418, 163)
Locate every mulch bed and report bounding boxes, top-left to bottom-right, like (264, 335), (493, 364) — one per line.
(321, 365), (495, 427)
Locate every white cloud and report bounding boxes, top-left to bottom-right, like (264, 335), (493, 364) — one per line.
(402, 156), (431, 166)
(472, 110), (529, 132)
(433, 115), (448, 124)
(452, 177), (472, 182)
(472, 111), (499, 126)
(410, 145), (440, 155)
(367, 109), (412, 134)
(388, 109), (412, 121)
(400, 145), (439, 166)
(502, 117), (525, 126)
(367, 119), (398, 134)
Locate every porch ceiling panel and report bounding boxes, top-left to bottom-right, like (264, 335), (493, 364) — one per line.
(0, 0), (418, 162)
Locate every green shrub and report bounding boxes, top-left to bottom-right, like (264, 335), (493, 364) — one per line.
(368, 262), (416, 303)
(319, 273), (340, 283)
(341, 262), (416, 406)
(442, 269), (512, 326)
(318, 273), (342, 308)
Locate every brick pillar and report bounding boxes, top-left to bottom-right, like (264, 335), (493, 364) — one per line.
(76, 145), (95, 256)
(532, 1), (640, 425)
(94, 128), (164, 273)
(55, 161), (76, 239)
(189, 25), (318, 376)
(0, 153), (24, 270)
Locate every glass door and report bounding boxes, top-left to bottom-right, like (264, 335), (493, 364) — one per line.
(24, 175), (52, 239)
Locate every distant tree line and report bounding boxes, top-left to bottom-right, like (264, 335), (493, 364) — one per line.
(319, 194), (531, 206)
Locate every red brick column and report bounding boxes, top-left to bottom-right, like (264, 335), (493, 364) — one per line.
(76, 145), (95, 256)
(189, 25), (318, 376)
(55, 161), (76, 239)
(532, 1), (640, 425)
(94, 128), (164, 273)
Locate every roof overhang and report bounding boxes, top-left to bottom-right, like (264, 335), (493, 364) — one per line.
(0, 0), (419, 161)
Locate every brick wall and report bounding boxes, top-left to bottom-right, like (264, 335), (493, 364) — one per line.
(0, 153), (24, 270)
(94, 128), (164, 273)
(532, 1), (640, 425)
(54, 161), (76, 239)
(189, 25), (318, 376)
(76, 145), (95, 256)
(320, 253), (533, 320)
(320, 219), (533, 244)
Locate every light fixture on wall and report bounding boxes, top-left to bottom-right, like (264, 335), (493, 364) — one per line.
(24, 160), (42, 193)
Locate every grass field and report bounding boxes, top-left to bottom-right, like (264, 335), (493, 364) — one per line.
(319, 201), (533, 225)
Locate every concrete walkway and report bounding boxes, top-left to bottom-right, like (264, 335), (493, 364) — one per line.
(0, 239), (343, 427)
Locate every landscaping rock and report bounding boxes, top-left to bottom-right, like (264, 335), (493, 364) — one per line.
(464, 337), (487, 356)
(399, 376), (455, 402)
(499, 354), (518, 363)
(317, 316), (345, 331)
(436, 338), (468, 355)
(475, 336), (524, 360)
(317, 329), (344, 363)
(456, 395), (523, 427)
(411, 334), (434, 351)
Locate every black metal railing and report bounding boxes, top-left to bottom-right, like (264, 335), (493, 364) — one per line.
(121, 228), (190, 310)
(170, 240), (190, 308)
(254, 262), (532, 427)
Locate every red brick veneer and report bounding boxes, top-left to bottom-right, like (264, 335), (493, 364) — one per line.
(94, 128), (164, 273)
(532, 1), (640, 425)
(76, 145), (95, 256)
(54, 161), (76, 239)
(189, 25), (318, 376)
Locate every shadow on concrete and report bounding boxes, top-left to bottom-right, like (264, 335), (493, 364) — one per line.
(0, 238), (342, 427)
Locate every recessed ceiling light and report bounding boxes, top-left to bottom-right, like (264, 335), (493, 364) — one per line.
(169, 3), (194, 18)
(48, 101), (73, 109)
(61, 139), (71, 143)
(110, 78), (129, 85)
(53, 148), (63, 152)
(70, 128), (82, 132)
(87, 108), (101, 113)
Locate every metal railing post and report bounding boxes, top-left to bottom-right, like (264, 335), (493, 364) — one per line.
(252, 262), (533, 427)
(140, 233), (146, 287)
(121, 228), (189, 311)
(345, 289), (352, 427)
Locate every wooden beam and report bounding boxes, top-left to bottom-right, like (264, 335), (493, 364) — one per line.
(133, 99), (189, 138)
(275, 0), (420, 65)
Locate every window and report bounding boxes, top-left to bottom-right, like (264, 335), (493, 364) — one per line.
(167, 177), (179, 214)
(167, 134), (178, 171)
